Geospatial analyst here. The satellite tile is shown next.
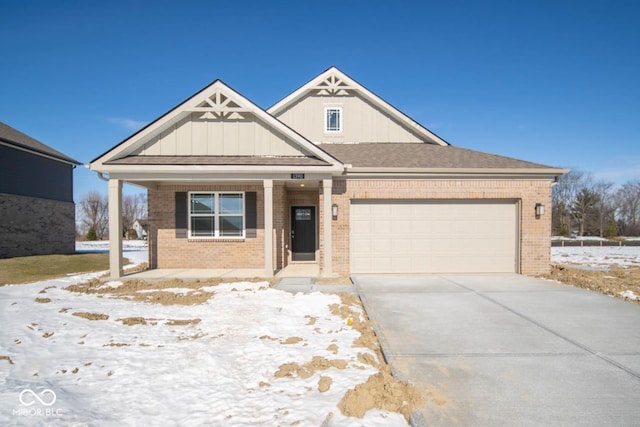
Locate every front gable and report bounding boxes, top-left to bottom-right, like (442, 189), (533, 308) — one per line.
(268, 67), (449, 146)
(91, 80), (340, 171)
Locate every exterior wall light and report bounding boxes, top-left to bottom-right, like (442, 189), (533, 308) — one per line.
(535, 203), (545, 217)
(332, 203), (338, 220)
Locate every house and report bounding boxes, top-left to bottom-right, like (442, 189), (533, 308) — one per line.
(90, 67), (566, 278)
(132, 219), (148, 240)
(0, 121), (80, 258)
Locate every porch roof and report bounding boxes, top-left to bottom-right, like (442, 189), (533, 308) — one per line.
(105, 155), (330, 166)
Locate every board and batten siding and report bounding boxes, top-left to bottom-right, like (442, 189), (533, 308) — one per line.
(131, 113), (310, 157)
(274, 93), (426, 143)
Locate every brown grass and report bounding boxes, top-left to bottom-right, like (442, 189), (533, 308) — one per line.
(0, 253), (126, 285)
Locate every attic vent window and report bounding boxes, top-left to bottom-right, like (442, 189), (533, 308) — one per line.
(325, 107), (342, 133)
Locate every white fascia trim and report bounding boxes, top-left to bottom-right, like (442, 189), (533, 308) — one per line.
(345, 167), (569, 175)
(91, 163), (344, 175)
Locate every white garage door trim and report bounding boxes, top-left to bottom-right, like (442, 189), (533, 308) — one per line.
(350, 200), (520, 274)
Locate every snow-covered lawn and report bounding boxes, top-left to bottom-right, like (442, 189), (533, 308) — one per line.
(76, 240), (149, 266)
(0, 242), (410, 426)
(551, 245), (640, 269)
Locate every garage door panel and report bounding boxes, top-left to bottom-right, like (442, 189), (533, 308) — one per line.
(350, 201), (517, 274)
(392, 220), (412, 234)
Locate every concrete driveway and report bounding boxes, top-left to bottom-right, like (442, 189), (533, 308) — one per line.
(353, 274), (640, 426)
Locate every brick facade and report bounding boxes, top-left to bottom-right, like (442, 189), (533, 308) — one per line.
(325, 178), (553, 276)
(148, 178), (553, 277)
(0, 193), (76, 258)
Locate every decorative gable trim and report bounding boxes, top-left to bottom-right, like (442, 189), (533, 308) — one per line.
(91, 80), (342, 170)
(267, 66), (449, 146)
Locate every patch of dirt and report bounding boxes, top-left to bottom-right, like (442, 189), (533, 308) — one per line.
(73, 312), (109, 321)
(0, 355), (14, 365)
(543, 265), (640, 304)
(34, 298), (51, 303)
(281, 336), (304, 345)
(65, 277), (273, 306)
(337, 369), (424, 422)
(304, 315), (317, 325)
(327, 343), (339, 354)
(39, 286), (55, 294)
(274, 356), (348, 379)
(318, 375), (332, 392)
(357, 352), (378, 367)
(118, 317), (147, 326)
(165, 319), (201, 326)
(329, 293), (380, 352)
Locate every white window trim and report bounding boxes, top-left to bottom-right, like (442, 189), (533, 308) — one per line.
(188, 191), (245, 239)
(324, 107), (342, 133)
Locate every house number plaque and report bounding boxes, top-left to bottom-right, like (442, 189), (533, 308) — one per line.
(291, 173), (305, 179)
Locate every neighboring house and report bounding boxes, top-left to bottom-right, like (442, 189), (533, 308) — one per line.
(0, 121), (80, 258)
(132, 219), (148, 240)
(90, 67), (567, 278)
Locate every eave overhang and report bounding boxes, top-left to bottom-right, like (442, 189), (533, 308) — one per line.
(342, 166), (569, 180)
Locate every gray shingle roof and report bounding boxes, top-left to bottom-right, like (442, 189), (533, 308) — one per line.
(320, 143), (559, 170)
(0, 121), (80, 165)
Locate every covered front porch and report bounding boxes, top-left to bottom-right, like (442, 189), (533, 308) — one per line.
(107, 177), (336, 279)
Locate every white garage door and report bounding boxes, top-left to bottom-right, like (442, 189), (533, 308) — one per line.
(350, 200), (518, 274)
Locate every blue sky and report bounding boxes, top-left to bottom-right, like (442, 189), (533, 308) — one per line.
(1, 0), (638, 199)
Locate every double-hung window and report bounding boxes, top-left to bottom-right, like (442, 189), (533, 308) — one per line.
(189, 192), (244, 238)
(324, 107), (342, 133)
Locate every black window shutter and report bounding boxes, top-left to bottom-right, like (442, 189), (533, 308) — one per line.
(245, 192), (257, 238)
(175, 192), (188, 238)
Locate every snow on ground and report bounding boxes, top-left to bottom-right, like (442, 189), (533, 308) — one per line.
(76, 240), (149, 266)
(551, 245), (640, 269)
(0, 267), (406, 425)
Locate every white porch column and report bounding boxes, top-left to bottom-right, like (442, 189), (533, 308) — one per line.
(108, 179), (123, 278)
(322, 178), (333, 276)
(263, 179), (274, 277)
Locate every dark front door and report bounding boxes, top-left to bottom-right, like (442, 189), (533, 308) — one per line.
(291, 206), (316, 261)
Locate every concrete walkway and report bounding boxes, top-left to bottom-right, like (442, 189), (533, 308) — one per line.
(353, 274), (640, 426)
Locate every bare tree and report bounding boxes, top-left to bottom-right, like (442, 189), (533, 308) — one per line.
(552, 170), (589, 236)
(592, 180), (615, 237)
(570, 187), (600, 237)
(122, 193), (148, 239)
(615, 180), (640, 236)
(77, 191), (109, 240)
